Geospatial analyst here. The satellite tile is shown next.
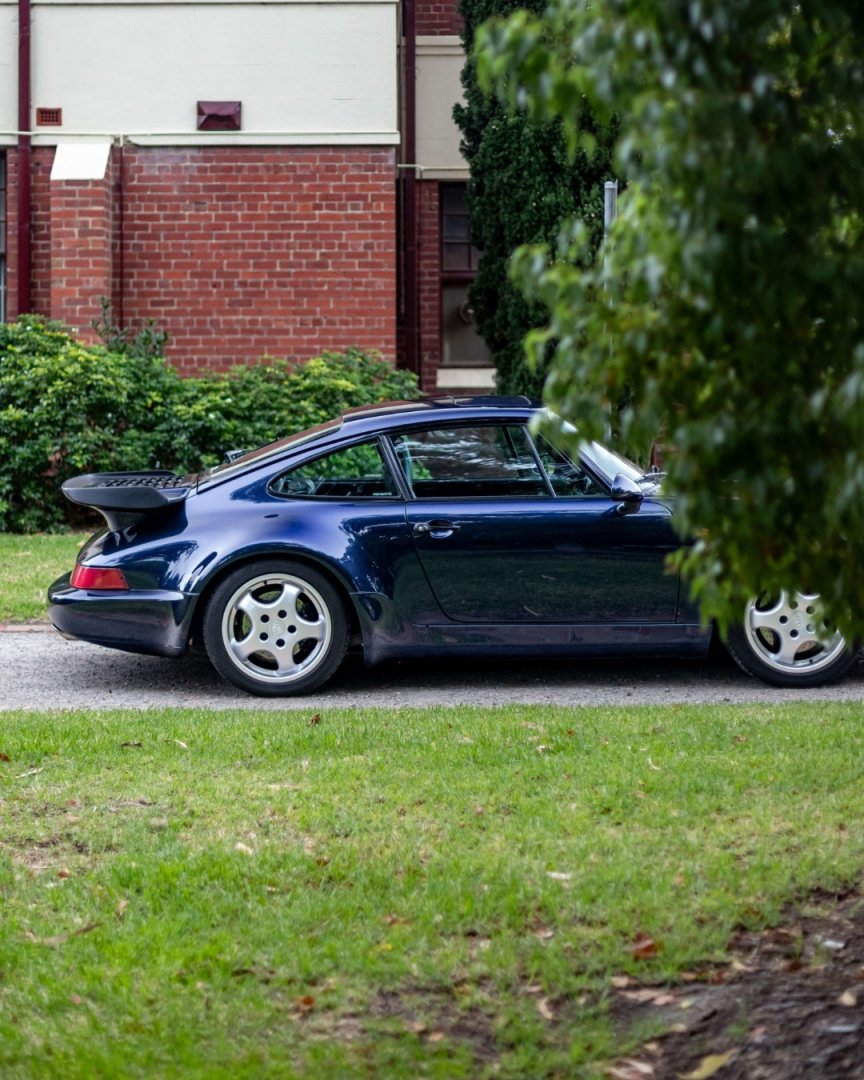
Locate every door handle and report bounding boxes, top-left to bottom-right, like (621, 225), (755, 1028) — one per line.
(413, 520), (461, 538)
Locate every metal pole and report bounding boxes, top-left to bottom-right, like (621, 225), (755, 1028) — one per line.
(604, 179), (618, 236)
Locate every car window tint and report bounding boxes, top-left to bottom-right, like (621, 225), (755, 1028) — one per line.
(534, 434), (603, 497)
(390, 425), (547, 498)
(269, 441), (399, 499)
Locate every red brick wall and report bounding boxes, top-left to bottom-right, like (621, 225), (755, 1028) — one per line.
(416, 0), (462, 36)
(50, 162), (114, 340)
(6, 145), (397, 373)
(418, 180), (441, 394)
(118, 146), (397, 372)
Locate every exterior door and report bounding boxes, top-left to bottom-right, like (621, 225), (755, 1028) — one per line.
(390, 424), (680, 624)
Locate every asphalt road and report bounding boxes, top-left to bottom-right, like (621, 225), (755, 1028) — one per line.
(2, 627), (864, 710)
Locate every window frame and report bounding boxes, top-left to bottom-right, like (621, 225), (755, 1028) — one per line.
(267, 436), (406, 502)
(385, 421), (556, 501)
(438, 182), (491, 369)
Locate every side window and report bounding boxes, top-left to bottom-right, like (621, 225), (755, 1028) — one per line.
(269, 441), (399, 499)
(390, 425), (547, 498)
(534, 435), (602, 497)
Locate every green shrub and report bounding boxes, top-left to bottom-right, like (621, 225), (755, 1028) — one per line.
(0, 317), (180, 531)
(0, 317), (418, 532)
(161, 349), (419, 471)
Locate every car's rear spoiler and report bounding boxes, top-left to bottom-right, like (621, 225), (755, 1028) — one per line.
(62, 472), (192, 532)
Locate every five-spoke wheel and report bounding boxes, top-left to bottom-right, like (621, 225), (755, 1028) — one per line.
(727, 591), (855, 687)
(203, 560), (348, 695)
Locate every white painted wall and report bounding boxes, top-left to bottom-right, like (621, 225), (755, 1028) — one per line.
(415, 36), (467, 178)
(0, 0), (398, 145)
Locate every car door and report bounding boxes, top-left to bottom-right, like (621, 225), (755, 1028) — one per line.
(389, 423), (680, 624)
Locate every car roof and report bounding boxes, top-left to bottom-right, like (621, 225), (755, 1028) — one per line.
(339, 395), (535, 426)
(201, 395), (538, 484)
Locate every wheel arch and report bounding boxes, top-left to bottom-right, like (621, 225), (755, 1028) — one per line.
(186, 549), (362, 653)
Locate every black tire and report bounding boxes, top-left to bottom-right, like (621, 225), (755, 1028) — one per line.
(726, 592), (856, 688)
(202, 559), (349, 696)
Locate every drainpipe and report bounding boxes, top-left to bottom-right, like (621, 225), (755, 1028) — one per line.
(401, 0), (419, 374)
(17, 0), (32, 315)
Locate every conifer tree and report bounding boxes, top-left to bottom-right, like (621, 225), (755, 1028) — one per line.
(454, 0), (616, 395)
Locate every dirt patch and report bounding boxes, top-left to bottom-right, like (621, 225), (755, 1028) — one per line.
(607, 888), (864, 1078)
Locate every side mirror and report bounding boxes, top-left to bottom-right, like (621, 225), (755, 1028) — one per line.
(611, 472), (644, 514)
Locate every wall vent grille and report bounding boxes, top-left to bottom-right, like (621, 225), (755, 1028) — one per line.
(36, 108), (63, 126)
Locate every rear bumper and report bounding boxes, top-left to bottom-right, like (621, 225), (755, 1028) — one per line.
(48, 574), (195, 658)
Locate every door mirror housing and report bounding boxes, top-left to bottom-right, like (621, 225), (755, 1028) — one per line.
(611, 473), (644, 514)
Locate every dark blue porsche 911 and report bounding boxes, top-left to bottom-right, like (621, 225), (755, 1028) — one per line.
(48, 396), (856, 694)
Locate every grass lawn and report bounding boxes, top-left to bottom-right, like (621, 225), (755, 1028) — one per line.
(0, 532), (89, 623)
(1, 702), (863, 1077)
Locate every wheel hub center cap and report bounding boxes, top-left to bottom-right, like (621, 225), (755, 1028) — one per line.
(272, 620), (286, 636)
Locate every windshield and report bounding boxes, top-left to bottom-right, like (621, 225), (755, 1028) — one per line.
(540, 412), (646, 486)
(582, 440), (645, 486)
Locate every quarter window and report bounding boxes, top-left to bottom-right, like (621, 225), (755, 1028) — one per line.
(270, 441), (398, 499)
(390, 425), (547, 498)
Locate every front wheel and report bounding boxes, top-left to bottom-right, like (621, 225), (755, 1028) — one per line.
(726, 592), (856, 688)
(203, 560), (349, 696)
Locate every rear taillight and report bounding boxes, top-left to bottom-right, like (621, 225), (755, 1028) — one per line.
(70, 565), (129, 590)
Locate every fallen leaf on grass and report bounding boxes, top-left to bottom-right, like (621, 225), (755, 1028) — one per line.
(293, 994), (316, 1013)
(172, 739), (188, 750)
(611, 975), (636, 989)
(427, 1031), (445, 1043)
(839, 989), (858, 1007)
(631, 933), (661, 959)
(537, 997), (555, 1021)
(607, 1061), (654, 1079)
(0, 752), (10, 762)
(309, 713), (322, 725)
(120, 741), (143, 749)
(621, 989), (678, 1006)
(117, 898), (128, 920)
(57, 868), (71, 879)
(547, 871), (572, 882)
(25, 922), (101, 947)
(383, 913), (410, 926)
(406, 1020), (427, 1034)
(235, 842), (254, 856)
(679, 1049), (736, 1079)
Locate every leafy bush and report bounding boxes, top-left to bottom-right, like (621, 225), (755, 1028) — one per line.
(0, 317), (180, 531)
(0, 318), (418, 532)
(161, 349), (419, 471)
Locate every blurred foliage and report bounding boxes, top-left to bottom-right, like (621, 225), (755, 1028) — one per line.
(478, 0), (864, 636)
(0, 317), (417, 532)
(454, 0), (618, 397)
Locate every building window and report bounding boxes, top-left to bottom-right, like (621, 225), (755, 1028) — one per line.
(0, 154), (6, 323)
(440, 183), (491, 368)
